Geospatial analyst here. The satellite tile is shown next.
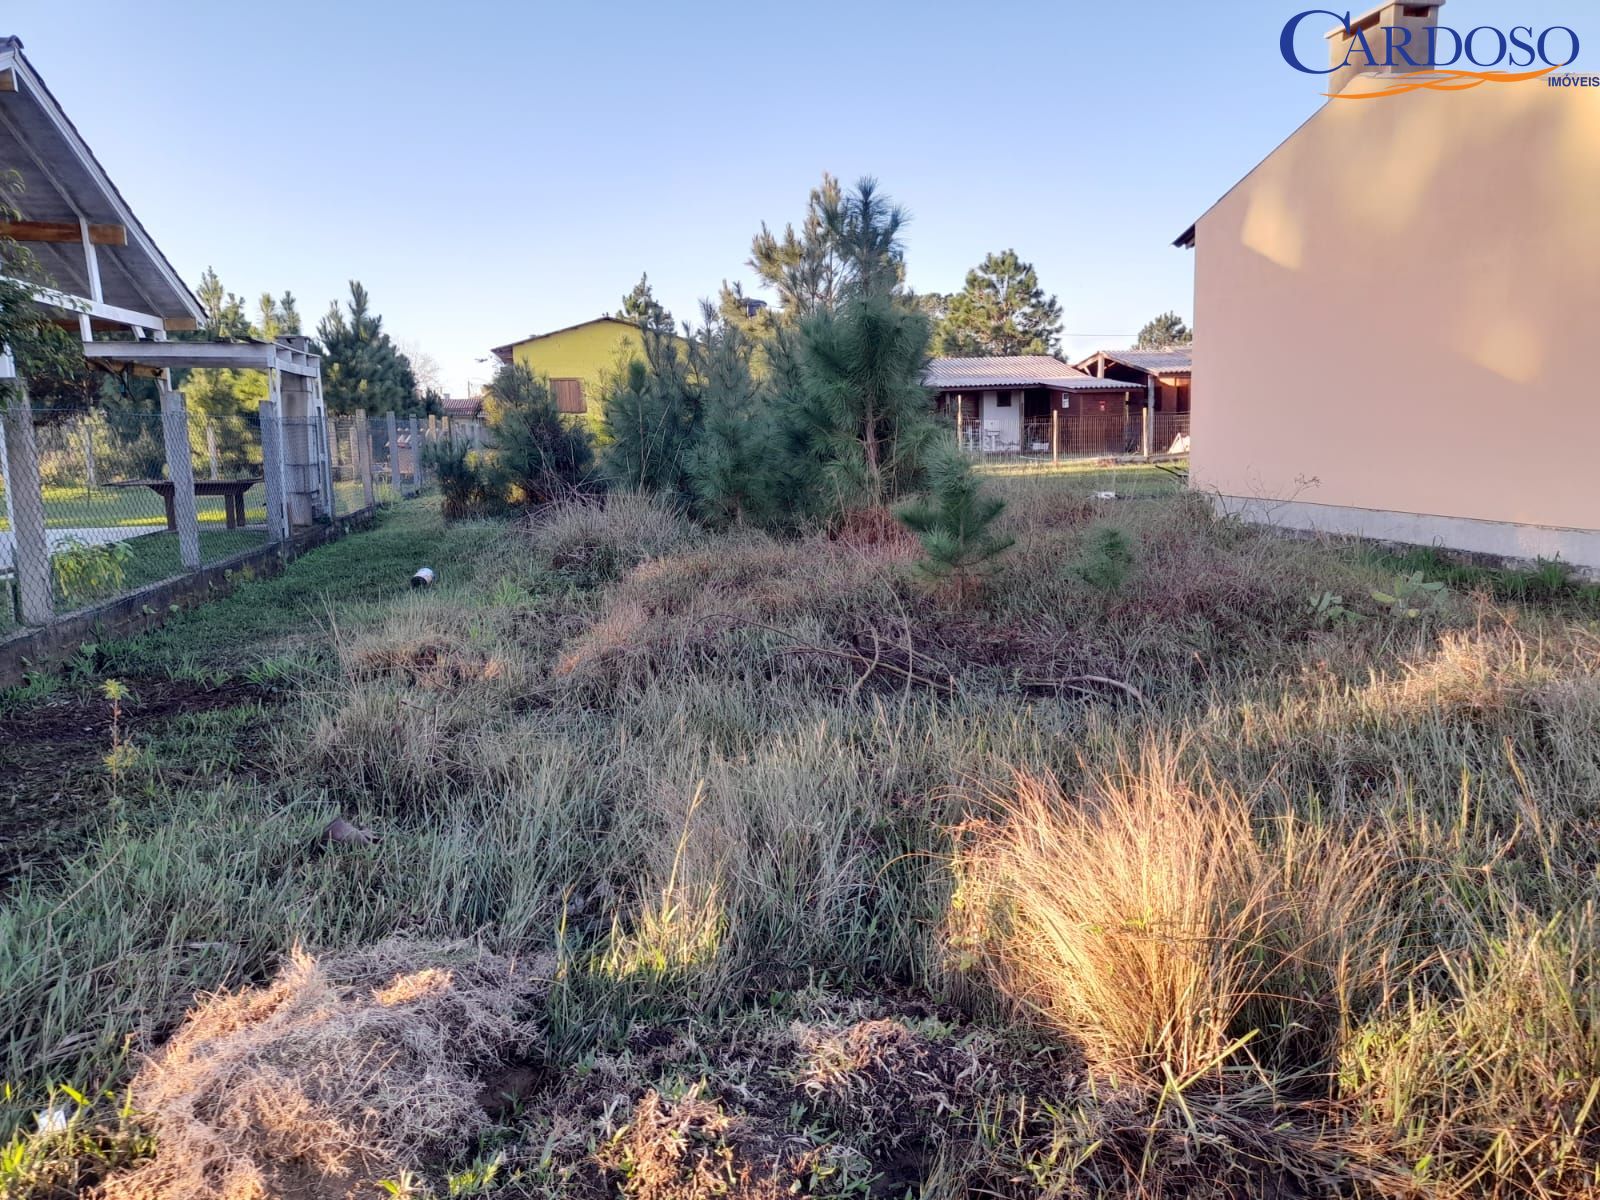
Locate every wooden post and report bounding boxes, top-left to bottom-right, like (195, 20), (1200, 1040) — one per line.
(205, 421), (220, 480)
(408, 415), (422, 490)
(956, 405), (964, 453)
(159, 377), (202, 569)
(0, 379), (54, 624)
(259, 396), (290, 543)
(357, 409), (375, 510)
(1051, 407), (1060, 465)
(1143, 378), (1155, 458)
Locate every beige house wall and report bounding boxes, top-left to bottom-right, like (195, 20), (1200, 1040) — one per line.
(1190, 80), (1600, 565)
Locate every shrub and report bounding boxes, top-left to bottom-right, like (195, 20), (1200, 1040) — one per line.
(51, 537), (134, 605)
(423, 439), (499, 520)
(482, 363), (594, 505)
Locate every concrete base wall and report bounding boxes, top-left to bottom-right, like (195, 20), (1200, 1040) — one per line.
(1215, 495), (1600, 577)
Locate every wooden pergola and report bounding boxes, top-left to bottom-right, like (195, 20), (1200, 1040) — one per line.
(0, 36), (331, 621)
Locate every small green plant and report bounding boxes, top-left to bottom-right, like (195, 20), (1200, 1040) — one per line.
(51, 537), (133, 606)
(1308, 590), (1364, 628)
(447, 1152), (506, 1196)
(1073, 524), (1135, 592)
(1371, 570), (1446, 618)
(377, 1169), (433, 1198)
(897, 449), (1014, 599)
(101, 678), (139, 788)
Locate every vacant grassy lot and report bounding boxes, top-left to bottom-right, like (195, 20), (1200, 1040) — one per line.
(3, 472), (1599, 1199)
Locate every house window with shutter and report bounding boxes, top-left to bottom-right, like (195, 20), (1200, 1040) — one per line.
(552, 378), (585, 414)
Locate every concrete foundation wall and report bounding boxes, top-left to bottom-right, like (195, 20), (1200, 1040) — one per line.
(1215, 494), (1600, 576)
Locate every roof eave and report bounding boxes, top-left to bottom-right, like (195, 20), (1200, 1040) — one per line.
(1, 39), (204, 324)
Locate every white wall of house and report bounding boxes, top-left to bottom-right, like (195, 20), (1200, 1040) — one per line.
(981, 390), (1021, 452)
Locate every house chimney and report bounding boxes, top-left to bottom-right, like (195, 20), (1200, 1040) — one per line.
(1324, 1), (1445, 97)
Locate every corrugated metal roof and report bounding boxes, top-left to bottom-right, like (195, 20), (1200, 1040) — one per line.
(441, 395), (482, 417)
(1085, 348), (1193, 375)
(922, 355), (1140, 391)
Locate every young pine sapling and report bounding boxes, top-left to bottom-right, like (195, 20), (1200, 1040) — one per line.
(897, 449), (1014, 600)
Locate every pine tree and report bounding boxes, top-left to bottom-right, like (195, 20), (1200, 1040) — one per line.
(897, 446), (1014, 599)
(783, 289), (940, 517)
(748, 173), (846, 318)
(1135, 311), (1192, 349)
(619, 273), (674, 333)
(315, 281), (420, 414)
(747, 174), (909, 322)
(684, 305), (769, 526)
(936, 250), (1062, 357)
(600, 325), (699, 496)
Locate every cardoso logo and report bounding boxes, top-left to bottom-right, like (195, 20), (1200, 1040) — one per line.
(1280, 9), (1580, 98)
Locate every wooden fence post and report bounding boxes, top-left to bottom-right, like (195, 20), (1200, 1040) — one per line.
(159, 378), (202, 569)
(385, 411), (398, 498)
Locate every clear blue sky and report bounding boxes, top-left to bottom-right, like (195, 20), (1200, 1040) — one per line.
(6, 0), (1577, 393)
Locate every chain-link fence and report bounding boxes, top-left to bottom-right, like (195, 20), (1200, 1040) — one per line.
(2, 396), (427, 633)
(369, 416), (399, 506)
(325, 413), (369, 519)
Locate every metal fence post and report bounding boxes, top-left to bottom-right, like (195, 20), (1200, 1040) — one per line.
(259, 398), (290, 543)
(159, 379), (202, 569)
(0, 380), (53, 624)
(357, 409), (375, 510)
(1051, 409), (1060, 465)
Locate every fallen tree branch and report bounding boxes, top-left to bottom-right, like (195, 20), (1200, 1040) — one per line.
(1021, 674), (1146, 704)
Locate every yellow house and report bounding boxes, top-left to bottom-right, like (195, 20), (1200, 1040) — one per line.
(490, 317), (661, 424)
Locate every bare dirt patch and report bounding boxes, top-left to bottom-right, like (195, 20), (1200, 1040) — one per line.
(0, 678), (274, 886)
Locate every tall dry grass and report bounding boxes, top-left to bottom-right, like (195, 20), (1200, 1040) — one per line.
(8, 482), (1600, 1199)
(952, 751), (1404, 1087)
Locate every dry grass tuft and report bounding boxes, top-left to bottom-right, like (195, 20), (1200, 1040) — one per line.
(526, 492), (695, 585)
(551, 533), (909, 693)
(101, 939), (549, 1200)
(595, 1086), (797, 1200)
(952, 753), (1401, 1085)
